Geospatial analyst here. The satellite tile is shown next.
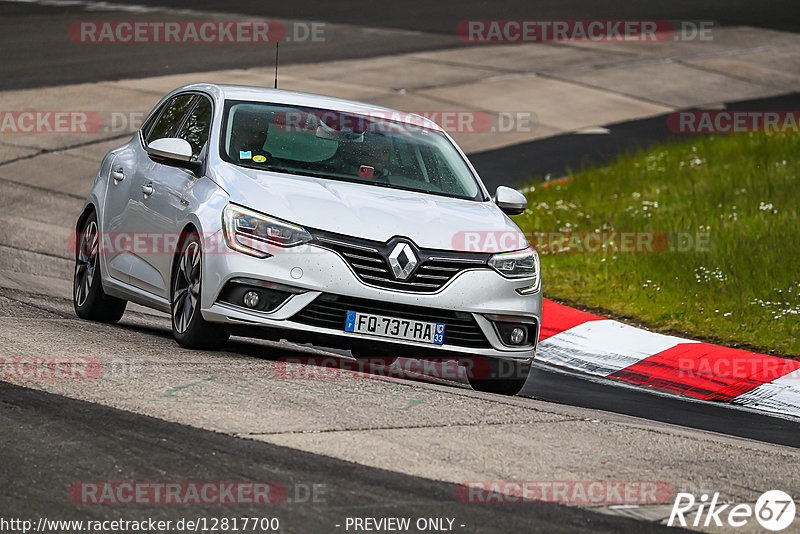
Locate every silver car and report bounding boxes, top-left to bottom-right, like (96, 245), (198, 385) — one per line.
(73, 84), (542, 395)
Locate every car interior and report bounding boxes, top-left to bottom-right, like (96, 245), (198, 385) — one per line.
(222, 104), (473, 198)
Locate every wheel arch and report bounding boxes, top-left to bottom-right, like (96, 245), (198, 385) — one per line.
(75, 202), (97, 233)
(169, 222), (201, 300)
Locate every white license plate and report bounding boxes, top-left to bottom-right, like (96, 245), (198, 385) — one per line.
(344, 311), (445, 345)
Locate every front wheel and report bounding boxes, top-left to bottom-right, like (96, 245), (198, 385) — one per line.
(465, 357), (531, 396)
(171, 232), (229, 350)
(73, 212), (127, 322)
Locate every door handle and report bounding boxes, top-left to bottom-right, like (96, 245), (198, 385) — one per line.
(112, 169), (125, 182)
(141, 183), (154, 196)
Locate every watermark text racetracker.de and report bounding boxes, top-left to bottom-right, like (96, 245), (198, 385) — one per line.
(457, 19), (716, 43)
(451, 230), (712, 254)
(64, 230), (713, 258)
(270, 109), (539, 135)
(0, 109), (537, 136)
(272, 356), (530, 381)
(69, 480), (326, 504)
(0, 110), (144, 135)
(458, 480), (674, 505)
(1, 356), (103, 380)
(67, 230), (326, 258)
(69, 20), (326, 43)
(0, 111), (103, 134)
(1, 357), (161, 380)
(668, 110), (800, 134)
(675, 359), (800, 383)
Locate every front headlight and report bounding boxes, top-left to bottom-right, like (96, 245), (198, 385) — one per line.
(222, 204), (312, 258)
(489, 247), (540, 282)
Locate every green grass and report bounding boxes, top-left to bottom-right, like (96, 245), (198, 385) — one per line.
(513, 132), (800, 357)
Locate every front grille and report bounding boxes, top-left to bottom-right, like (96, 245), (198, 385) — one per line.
(312, 231), (489, 293)
(291, 294), (491, 348)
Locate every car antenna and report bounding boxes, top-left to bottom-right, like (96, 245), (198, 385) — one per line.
(273, 42), (279, 89)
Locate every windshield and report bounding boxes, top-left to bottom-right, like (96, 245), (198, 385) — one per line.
(219, 100), (484, 200)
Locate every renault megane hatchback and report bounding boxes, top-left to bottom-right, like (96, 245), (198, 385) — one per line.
(73, 84), (542, 395)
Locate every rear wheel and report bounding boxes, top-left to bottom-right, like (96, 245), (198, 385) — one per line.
(171, 232), (229, 349)
(73, 212), (127, 322)
(465, 357), (531, 396)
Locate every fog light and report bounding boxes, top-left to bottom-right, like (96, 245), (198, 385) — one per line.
(218, 279), (299, 313)
(492, 321), (531, 346)
(243, 290), (260, 308)
(509, 327), (526, 345)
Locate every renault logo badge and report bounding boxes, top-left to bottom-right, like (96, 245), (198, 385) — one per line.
(388, 242), (418, 280)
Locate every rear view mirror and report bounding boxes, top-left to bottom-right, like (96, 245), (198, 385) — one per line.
(146, 137), (201, 173)
(147, 137), (193, 161)
(494, 186), (527, 215)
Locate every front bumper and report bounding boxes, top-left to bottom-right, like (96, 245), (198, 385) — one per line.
(201, 243), (541, 361)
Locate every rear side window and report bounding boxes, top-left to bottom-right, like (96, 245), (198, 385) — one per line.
(177, 97), (213, 160)
(145, 94), (195, 145)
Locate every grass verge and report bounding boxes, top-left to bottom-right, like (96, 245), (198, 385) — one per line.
(513, 132), (799, 357)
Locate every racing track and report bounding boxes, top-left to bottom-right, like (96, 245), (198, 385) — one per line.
(4, 0), (800, 91)
(1, 0), (799, 530)
(0, 159), (798, 530)
(1, 382), (681, 534)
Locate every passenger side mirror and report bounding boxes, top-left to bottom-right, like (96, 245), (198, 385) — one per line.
(146, 138), (201, 171)
(494, 186), (527, 215)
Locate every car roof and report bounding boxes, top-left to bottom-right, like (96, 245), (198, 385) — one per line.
(176, 83), (444, 132)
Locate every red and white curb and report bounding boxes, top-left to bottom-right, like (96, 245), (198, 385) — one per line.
(537, 300), (800, 418)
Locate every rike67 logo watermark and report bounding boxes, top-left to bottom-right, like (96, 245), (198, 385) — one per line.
(668, 490), (796, 531)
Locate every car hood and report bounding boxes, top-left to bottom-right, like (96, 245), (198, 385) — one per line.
(212, 163), (526, 252)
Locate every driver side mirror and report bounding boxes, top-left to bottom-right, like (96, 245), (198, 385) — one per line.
(146, 138), (201, 172)
(494, 186), (527, 215)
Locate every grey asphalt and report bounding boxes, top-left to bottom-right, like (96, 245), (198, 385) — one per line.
(163, 0), (800, 33)
(2, 1), (800, 531)
(3, 0), (800, 91)
(0, 1), (459, 91)
(0, 381), (687, 534)
(0, 283), (798, 521)
(471, 91), (800, 188)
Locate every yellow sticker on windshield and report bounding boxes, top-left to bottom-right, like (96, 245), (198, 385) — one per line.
(252, 155), (267, 163)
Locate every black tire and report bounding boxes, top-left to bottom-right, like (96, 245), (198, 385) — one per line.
(171, 231), (229, 350)
(465, 357), (531, 396)
(73, 212), (127, 323)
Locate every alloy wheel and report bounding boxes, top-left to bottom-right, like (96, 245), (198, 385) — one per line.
(173, 241), (201, 333)
(74, 220), (98, 307)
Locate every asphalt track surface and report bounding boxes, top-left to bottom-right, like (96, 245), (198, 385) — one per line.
(3, 0), (800, 91)
(2, 0), (800, 530)
(1, 381), (689, 534)
(526, 364), (800, 449)
(471, 91), (800, 187)
(4, 0), (800, 183)
(0, 1), (459, 91)
(38, 0), (800, 34)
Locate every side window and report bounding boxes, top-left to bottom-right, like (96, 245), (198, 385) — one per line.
(140, 107), (160, 139)
(145, 94), (196, 145)
(177, 97), (213, 160)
